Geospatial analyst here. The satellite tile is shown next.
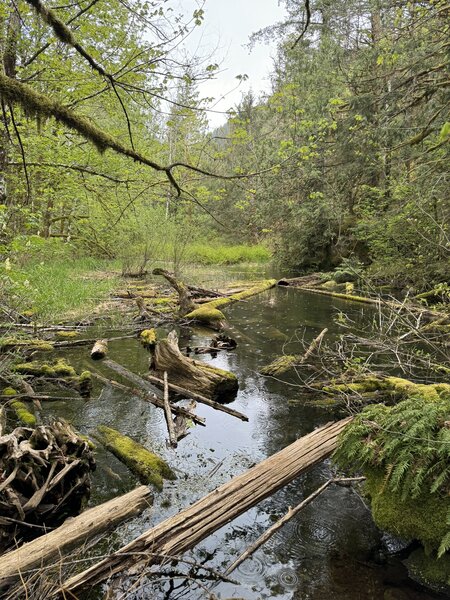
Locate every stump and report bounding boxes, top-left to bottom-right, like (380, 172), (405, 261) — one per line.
(0, 421), (95, 551)
(152, 330), (238, 400)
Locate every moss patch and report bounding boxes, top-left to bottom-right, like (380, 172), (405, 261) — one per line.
(366, 470), (449, 555)
(14, 358), (77, 377)
(260, 354), (297, 376)
(0, 337), (54, 352)
(140, 328), (157, 349)
(95, 425), (176, 490)
(10, 400), (36, 427)
(55, 330), (80, 338)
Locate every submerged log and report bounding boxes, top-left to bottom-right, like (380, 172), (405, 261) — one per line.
(0, 486), (152, 588)
(90, 339), (108, 360)
(163, 372), (177, 448)
(95, 426), (176, 490)
(0, 421), (95, 551)
(260, 328), (328, 376)
(152, 330), (238, 400)
(152, 268), (195, 316)
(58, 418), (352, 596)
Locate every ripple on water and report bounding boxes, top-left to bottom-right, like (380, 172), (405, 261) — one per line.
(236, 554), (267, 581)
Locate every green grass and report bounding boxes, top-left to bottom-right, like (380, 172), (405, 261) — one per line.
(7, 257), (119, 322)
(187, 244), (271, 265)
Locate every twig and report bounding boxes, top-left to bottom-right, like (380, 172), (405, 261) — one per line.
(224, 476), (365, 576)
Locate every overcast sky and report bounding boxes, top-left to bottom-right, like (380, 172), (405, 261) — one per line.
(173, 0), (285, 128)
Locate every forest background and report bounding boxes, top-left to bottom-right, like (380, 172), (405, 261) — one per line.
(0, 0), (449, 321)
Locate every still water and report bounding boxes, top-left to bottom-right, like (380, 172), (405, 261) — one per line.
(42, 283), (441, 600)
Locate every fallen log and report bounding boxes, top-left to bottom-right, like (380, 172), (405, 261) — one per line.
(57, 418), (352, 596)
(260, 328), (328, 376)
(0, 486), (152, 588)
(91, 370), (206, 426)
(152, 331), (238, 400)
(52, 334), (137, 348)
(144, 374), (248, 422)
(173, 399), (197, 441)
(152, 268), (195, 316)
(91, 339), (108, 360)
(95, 426), (176, 489)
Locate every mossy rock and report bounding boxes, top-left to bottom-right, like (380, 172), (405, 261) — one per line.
(10, 400), (36, 427)
(365, 470), (450, 556)
(14, 358), (77, 377)
(70, 371), (93, 397)
(95, 425), (176, 490)
(404, 548), (450, 593)
(260, 354), (297, 376)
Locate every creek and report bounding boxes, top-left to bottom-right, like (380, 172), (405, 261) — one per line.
(40, 272), (440, 600)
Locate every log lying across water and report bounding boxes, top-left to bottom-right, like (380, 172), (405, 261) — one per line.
(58, 418), (352, 596)
(0, 486), (152, 588)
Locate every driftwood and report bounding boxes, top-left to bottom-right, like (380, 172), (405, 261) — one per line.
(134, 296), (153, 321)
(0, 486), (152, 588)
(0, 421), (95, 551)
(145, 374), (248, 422)
(163, 372), (177, 448)
(152, 268), (195, 316)
(90, 339), (108, 360)
(152, 330), (238, 400)
(224, 476), (365, 575)
(260, 328), (328, 376)
(57, 418), (352, 596)
(53, 334), (136, 348)
(91, 369), (206, 426)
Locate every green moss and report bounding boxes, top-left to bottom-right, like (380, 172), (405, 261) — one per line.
(10, 400), (36, 427)
(185, 306), (226, 323)
(79, 434), (96, 450)
(55, 330), (80, 338)
(140, 328), (157, 348)
(14, 358), (77, 377)
(366, 470), (450, 555)
(405, 548), (450, 592)
(0, 337), (54, 352)
(95, 425), (176, 490)
(2, 387), (18, 396)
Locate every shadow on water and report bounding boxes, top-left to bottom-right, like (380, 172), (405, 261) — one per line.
(40, 280), (442, 599)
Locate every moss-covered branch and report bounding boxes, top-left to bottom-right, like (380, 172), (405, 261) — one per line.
(95, 426), (175, 490)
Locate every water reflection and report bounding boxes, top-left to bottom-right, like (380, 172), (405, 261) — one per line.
(41, 284), (439, 599)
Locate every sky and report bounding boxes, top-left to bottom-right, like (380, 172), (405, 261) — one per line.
(173, 0), (285, 128)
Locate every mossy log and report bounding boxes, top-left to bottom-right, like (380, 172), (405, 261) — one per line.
(323, 375), (450, 402)
(90, 339), (108, 360)
(260, 328), (327, 376)
(13, 359), (92, 397)
(152, 330), (238, 400)
(185, 279), (277, 328)
(0, 421), (95, 551)
(0, 337), (54, 353)
(95, 426), (175, 490)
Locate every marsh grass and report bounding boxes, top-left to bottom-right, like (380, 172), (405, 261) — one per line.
(9, 257), (119, 322)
